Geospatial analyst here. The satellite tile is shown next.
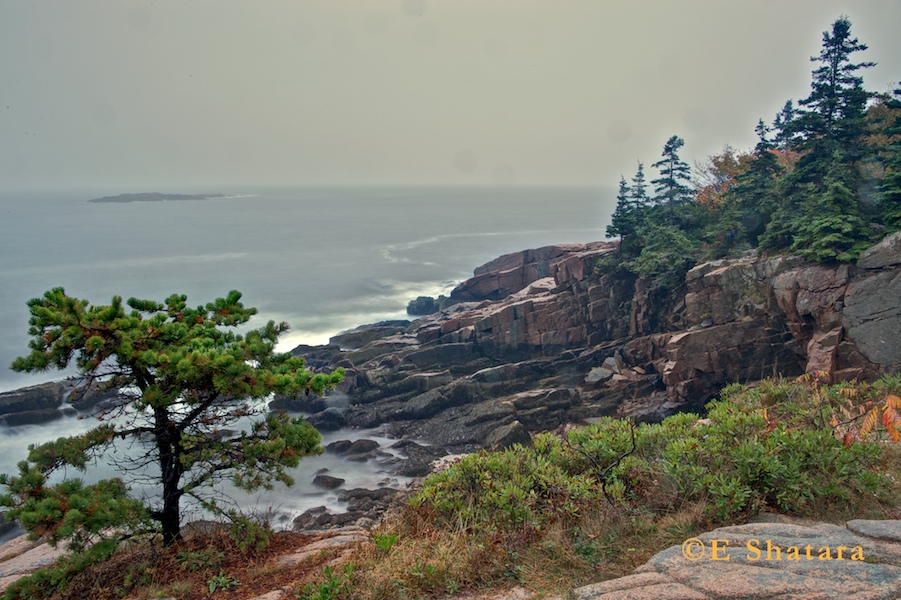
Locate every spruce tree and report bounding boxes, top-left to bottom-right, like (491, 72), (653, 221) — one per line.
(762, 16), (875, 255)
(772, 100), (798, 151)
(606, 176), (634, 243)
(731, 119), (783, 244)
(880, 86), (901, 230)
(795, 15), (875, 165)
(651, 135), (693, 223)
(630, 161), (650, 211)
(2, 289), (343, 548)
(790, 155), (870, 261)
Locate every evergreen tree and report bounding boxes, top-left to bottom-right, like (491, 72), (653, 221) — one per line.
(606, 176), (634, 243)
(880, 86), (901, 230)
(630, 161), (651, 211)
(731, 119), (784, 244)
(1, 289), (343, 547)
(790, 155), (871, 261)
(762, 16), (875, 255)
(651, 135), (693, 223)
(795, 15), (875, 163)
(772, 100), (798, 150)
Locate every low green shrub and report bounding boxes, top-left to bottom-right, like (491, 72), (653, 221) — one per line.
(413, 377), (897, 534)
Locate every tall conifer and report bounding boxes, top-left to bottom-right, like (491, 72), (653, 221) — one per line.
(651, 136), (693, 223)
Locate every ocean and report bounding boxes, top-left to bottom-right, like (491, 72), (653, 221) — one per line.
(0, 185), (613, 392)
(0, 185), (614, 520)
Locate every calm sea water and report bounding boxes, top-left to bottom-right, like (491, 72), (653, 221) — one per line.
(0, 185), (613, 520)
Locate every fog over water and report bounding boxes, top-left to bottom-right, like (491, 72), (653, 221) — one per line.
(0, 185), (609, 393)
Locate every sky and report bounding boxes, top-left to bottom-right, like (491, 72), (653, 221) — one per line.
(1, 0), (899, 191)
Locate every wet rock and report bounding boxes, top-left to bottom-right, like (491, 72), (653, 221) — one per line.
(312, 474), (345, 490)
(390, 440), (448, 477)
(292, 506), (327, 530)
(0, 408), (63, 427)
(325, 439), (380, 456)
(308, 407), (346, 431)
(0, 383), (64, 424)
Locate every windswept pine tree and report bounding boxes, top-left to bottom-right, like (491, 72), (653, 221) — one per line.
(1, 289), (344, 550)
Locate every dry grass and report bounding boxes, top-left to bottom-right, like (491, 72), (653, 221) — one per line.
(29, 526), (348, 600)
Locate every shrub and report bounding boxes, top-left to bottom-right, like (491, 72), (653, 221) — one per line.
(414, 376), (897, 532)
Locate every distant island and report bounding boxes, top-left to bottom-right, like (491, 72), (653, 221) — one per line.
(88, 192), (225, 203)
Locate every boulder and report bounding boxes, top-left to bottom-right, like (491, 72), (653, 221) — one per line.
(406, 296), (439, 316)
(0, 383), (64, 417)
(312, 474), (345, 490)
(574, 520), (901, 600)
(308, 407), (346, 431)
(329, 321), (411, 350)
(842, 269), (901, 371)
(857, 230), (901, 269)
(484, 420), (531, 450)
(0, 408), (63, 427)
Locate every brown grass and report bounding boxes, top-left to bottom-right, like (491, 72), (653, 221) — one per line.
(34, 526), (348, 600)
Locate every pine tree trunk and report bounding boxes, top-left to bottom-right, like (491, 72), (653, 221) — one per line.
(155, 407), (183, 545)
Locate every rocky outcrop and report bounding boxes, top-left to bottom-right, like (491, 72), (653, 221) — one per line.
(291, 235), (901, 458)
(7, 236), (901, 467)
(0, 382), (66, 426)
(574, 517), (901, 600)
(0, 380), (122, 426)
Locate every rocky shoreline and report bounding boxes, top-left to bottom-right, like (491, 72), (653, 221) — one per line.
(3, 233), (901, 530)
(287, 232), (901, 458)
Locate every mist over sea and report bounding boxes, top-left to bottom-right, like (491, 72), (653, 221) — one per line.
(0, 185), (613, 392)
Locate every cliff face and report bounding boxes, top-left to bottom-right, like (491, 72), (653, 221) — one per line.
(297, 233), (901, 456)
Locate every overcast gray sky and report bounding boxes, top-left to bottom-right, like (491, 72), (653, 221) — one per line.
(1, 0), (899, 191)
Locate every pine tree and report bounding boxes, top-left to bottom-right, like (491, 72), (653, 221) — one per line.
(1, 289), (343, 548)
(651, 135), (693, 223)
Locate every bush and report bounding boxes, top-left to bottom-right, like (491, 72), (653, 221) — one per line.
(414, 376), (897, 532)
